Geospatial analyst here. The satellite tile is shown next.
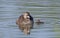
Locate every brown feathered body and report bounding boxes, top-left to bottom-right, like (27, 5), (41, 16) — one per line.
(16, 12), (34, 35)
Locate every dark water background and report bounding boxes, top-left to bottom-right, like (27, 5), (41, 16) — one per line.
(0, 0), (60, 38)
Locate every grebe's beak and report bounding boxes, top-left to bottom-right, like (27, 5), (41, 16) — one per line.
(27, 16), (30, 19)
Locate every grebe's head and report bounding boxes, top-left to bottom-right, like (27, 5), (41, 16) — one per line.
(23, 12), (30, 19)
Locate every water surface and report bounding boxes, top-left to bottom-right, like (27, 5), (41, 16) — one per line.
(0, 0), (60, 38)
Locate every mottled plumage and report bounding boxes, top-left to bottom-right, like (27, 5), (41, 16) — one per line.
(16, 12), (34, 35)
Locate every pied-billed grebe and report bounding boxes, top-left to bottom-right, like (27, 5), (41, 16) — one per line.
(16, 12), (34, 35)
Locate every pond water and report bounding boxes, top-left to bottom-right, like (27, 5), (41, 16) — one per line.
(0, 0), (60, 38)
